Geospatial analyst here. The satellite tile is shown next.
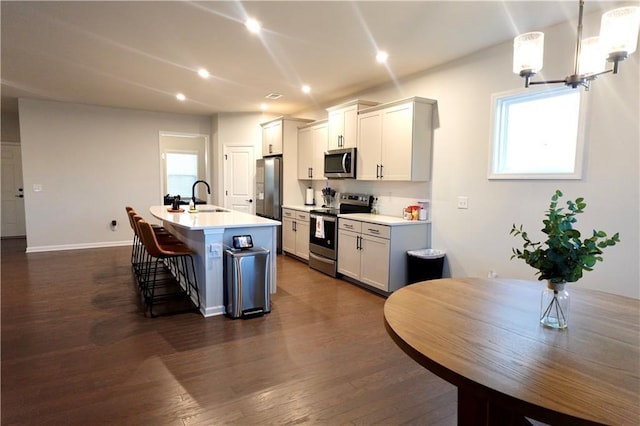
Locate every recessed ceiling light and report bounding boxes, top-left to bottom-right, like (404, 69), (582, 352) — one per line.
(176, 93), (186, 101)
(245, 18), (261, 34)
(301, 85), (311, 94)
(376, 51), (389, 63)
(260, 103), (268, 110)
(198, 68), (210, 79)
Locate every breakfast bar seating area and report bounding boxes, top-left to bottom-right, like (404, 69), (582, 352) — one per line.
(125, 206), (200, 317)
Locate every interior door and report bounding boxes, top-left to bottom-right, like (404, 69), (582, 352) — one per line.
(223, 145), (255, 213)
(1, 143), (26, 237)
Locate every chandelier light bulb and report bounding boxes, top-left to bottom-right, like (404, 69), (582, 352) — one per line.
(578, 37), (606, 75)
(600, 6), (640, 57)
(513, 32), (544, 75)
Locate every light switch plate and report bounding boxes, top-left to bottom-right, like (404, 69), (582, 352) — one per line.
(457, 196), (468, 209)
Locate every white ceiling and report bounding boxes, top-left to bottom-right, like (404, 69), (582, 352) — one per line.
(1, 1), (619, 116)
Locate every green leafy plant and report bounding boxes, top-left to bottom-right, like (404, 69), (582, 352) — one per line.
(510, 190), (620, 283)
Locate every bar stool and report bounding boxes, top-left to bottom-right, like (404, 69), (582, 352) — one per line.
(136, 219), (200, 317)
(130, 213), (183, 291)
(125, 207), (143, 269)
(126, 208), (182, 278)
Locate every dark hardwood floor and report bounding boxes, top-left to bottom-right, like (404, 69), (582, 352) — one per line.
(1, 238), (456, 425)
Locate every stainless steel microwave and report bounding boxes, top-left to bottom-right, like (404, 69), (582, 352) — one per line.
(324, 148), (356, 179)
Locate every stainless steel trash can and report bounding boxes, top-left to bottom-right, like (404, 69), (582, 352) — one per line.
(224, 248), (270, 319)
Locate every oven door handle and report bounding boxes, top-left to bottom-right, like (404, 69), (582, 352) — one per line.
(311, 214), (336, 223)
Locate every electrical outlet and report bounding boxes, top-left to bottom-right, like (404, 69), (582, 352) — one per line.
(209, 243), (222, 258)
(457, 196), (468, 209)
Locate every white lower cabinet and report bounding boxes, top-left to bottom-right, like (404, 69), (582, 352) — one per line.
(338, 219), (390, 292)
(338, 216), (429, 293)
(282, 208), (310, 260)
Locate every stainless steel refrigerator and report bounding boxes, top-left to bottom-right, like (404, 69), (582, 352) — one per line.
(255, 157), (282, 253)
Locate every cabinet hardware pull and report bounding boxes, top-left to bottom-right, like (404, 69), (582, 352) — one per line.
(368, 228), (379, 234)
(379, 164), (384, 179)
(376, 164), (380, 179)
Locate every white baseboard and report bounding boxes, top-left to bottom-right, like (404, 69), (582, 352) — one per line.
(202, 305), (224, 317)
(26, 240), (132, 253)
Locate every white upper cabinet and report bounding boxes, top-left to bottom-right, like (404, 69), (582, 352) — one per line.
(326, 100), (378, 150)
(356, 97), (436, 181)
(261, 117), (312, 157)
(298, 120), (328, 180)
(261, 119), (283, 156)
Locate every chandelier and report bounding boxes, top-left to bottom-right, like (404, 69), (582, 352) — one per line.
(513, 1), (640, 90)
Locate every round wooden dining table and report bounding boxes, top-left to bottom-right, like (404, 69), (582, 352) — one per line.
(384, 277), (639, 425)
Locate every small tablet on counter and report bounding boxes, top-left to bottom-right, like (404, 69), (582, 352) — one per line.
(232, 235), (253, 250)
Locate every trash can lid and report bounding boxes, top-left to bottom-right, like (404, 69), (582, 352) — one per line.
(407, 249), (445, 259)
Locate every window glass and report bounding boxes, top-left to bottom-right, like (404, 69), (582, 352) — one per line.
(489, 87), (585, 179)
(166, 152), (198, 197)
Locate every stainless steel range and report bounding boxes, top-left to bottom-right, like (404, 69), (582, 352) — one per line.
(309, 193), (372, 277)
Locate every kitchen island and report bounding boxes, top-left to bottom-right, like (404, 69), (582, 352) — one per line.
(150, 205), (280, 317)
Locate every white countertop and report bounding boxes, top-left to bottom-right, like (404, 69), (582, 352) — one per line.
(150, 205), (280, 230)
(338, 213), (431, 226)
(282, 204), (319, 212)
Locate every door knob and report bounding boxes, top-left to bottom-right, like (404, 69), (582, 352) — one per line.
(246, 199), (253, 203)
(16, 194), (24, 198)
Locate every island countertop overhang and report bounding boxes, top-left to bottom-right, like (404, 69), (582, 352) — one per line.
(149, 205), (281, 231)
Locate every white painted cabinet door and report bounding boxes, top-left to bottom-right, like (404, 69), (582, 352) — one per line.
(356, 110), (382, 180)
(337, 229), (360, 280)
(295, 220), (310, 260)
(262, 120), (283, 156)
(297, 127), (313, 179)
(311, 123), (328, 179)
(327, 109), (345, 150)
(381, 102), (413, 181)
(359, 234), (390, 291)
(341, 105), (359, 149)
(282, 217), (296, 255)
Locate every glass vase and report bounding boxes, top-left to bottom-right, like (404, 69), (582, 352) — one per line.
(540, 281), (569, 329)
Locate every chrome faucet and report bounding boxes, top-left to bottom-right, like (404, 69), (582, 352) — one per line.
(191, 180), (211, 210)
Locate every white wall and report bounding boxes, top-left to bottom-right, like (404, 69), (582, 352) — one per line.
(18, 99), (211, 251)
(211, 112), (272, 205)
(299, 11), (640, 298)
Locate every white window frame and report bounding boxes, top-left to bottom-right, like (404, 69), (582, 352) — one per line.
(488, 86), (588, 180)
